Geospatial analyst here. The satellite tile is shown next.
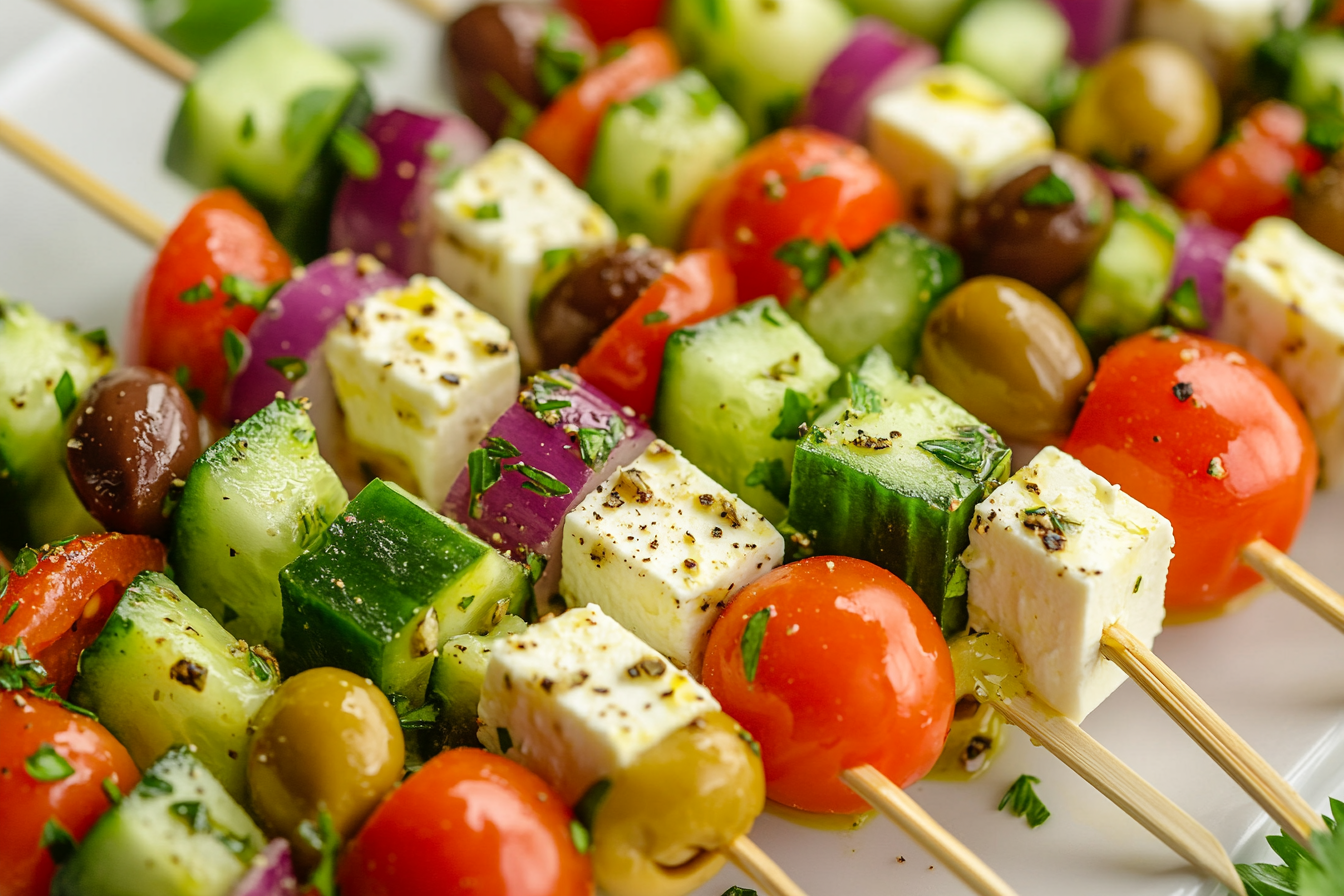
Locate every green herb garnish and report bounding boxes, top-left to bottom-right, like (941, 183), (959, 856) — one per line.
(535, 14), (586, 97)
(497, 727), (513, 753)
(265, 356), (309, 383)
(643, 310), (670, 325)
(774, 238), (837, 293)
(53, 371), (77, 421)
(299, 809), (340, 896)
(847, 373), (883, 415)
(515, 464), (573, 498)
(1164, 278), (1208, 332)
(40, 818), (76, 864)
(631, 92), (663, 117)
(998, 774), (1050, 828)
(771, 388), (812, 440)
(332, 123), (381, 180)
(745, 458), (789, 505)
(284, 87), (342, 150)
(222, 328), (246, 378)
(577, 416), (626, 469)
(650, 165), (671, 202)
(26, 743), (74, 782)
(1020, 172), (1076, 207)
(1237, 797), (1344, 896)
(102, 777), (123, 806)
(180, 280), (215, 304)
(917, 425), (1009, 482)
(471, 202), (503, 221)
(740, 607), (771, 683)
(466, 437), (523, 519)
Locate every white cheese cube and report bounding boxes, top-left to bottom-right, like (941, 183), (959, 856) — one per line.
(429, 139), (617, 370)
(962, 446), (1171, 723)
(1218, 217), (1344, 487)
(867, 64), (1054, 241)
(1134, 0), (1310, 89)
(478, 604), (720, 803)
(559, 439), (783, 675)
(322, 275), (519, 507)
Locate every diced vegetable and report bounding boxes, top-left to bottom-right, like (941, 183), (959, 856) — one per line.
(1167, 222), (1239, 332)
(227, 840), (295, 896)
(1049, 0), (1131, 64)
(427, 614), (528, 749)
(946, 0), (1074, 111)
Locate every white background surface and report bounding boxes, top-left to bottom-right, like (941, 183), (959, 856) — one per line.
(3, 1), (1344, 893)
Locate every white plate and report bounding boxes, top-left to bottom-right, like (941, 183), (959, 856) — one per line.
(3, 2), (1342, 894)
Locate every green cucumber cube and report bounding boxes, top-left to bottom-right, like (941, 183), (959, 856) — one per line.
(279, 480), (531, 706)
(656, 297), (840, 522)
(428, 614), (528, 750)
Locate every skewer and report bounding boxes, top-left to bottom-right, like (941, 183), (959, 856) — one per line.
(723, 836), (809, 896)
(390, 0), (450, 23)
(1100, 623), (1325, 847)
(0, 115), (166, 246)
(43, 0), (196, 83)
(1241, 538), (1344, 638)
(991, 689), (1247, 896)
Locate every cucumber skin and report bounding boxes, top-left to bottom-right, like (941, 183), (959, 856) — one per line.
(51, 746), (265, 896)
(170, 398), (347, 648)
(1069, 207), (1175, 356)
(428, 614), (528, 749)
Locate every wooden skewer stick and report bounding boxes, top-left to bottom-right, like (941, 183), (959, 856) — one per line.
(0, 116), (166, 247)
(1241, 538), (1344, 638)
(724, 836), (809, 896)
(1100, 623), (1324, 847)
(44, 0), (196, 83)
(991, 689), (1247, 896)
(390, 0), (451, 23)
(840, 764), (1020, 896)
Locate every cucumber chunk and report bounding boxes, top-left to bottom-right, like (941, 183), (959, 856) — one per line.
(667, 0), (852, 137)
(945, 0), (1073, 111)
(0, 298), (114, 549)
(843, 0), (970, 43)
(279, 479), (532, 707)
(69, 572), (279, 804)
(171, 398), (348, 647)
(1290, 32), (1344, 117)
(588, 69), (748, 248)
(428, 614), (528, 750)
(796, 225), (961, 371)
(140, 0), (273, 59)
(785, 352), (1010, 635)
(656, 298), (840, 522)
(51, 746), (266, 896)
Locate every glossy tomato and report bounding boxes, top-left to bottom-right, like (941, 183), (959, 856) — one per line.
(338, 748), (592, 896)
(701, 556), (954, 815)
(687, 128), (901, 304)
(124, 189), (291, 422)
(0, 535), (166, 695)
(575, 248), (736, 418)
(0, 692), (139, 896)
(560, 0), (664, 43)
(1065, 330), (1317, 616)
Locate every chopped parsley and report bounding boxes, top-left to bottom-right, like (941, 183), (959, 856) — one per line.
(740, 607), (771, 683)
(744, 458), (789, 505)
(720, 889), (758, 896)
(40, 818), (76, 864)
(466, 437), (522, 519)
(917, 425), (1009, 482)
(525, 551), (547, 584)
(577, 416), (626, 469)
(650, 165), (671, 202)
(1237, 797), (1344, 896)
(488, 74), (538, 139)
(535, 14), (586, 97)
(101, 777), (123, 806)
(81, 328), (109, 351)
(299, 809), (341, 896)
(631, 92), (663, 117)
(515, 463), (573, 498)
(497, 727), (513, 753)
(774, 237), (839, 293)
(569, 819), (592, 854)
(471, 202), (503, 221)
(179, 280), (215, 304)
(222, 328), (246, 378)
(847, 373), (883, 415)
(221, 274), (281, 311)
(998, 774), (1050, 828)
(332, 123), (381, 180)
(175, 366), (205, 409)
(1164, 278), (1208, 332)
(541, 247), (577, 271)
(265, 356), (309, 383)
(643, 310), (670, 325)
(26, 743), (74, 782)
(3, 599), (17, 624)
(771, 388), (812, 440)
(284, 87), (342, 151)
(573, 778), (612, 838)
(1020, 171), (1076, 207)
(1306, 112), (1344, 156)
(53, 371), (76, 421)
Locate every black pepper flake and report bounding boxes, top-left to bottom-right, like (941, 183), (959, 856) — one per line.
(711, 527), (723, 538)
(698, 494), (713, 506)
(169, 658), (208, 691)
(1172, 382), (1195, 402)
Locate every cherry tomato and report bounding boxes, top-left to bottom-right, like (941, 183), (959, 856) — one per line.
(701, 556), (955, 815)
(687, 128), (902, 305)
(575, 248), (736, 418)
(124, 189), (291, 422)
(560, 0), (664, 43)
(524, 29), (679, 184)
(0, 692), (139, 896)
(0, 535), (166, 695)
(1174, 102), (1324, 234)
(338, 748), (592, 896)
(1065, 330), (1317, 616)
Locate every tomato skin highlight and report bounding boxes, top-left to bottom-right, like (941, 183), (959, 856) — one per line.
(575, 248), (736, 418)
(0, 693), (140, 896)
(687, 128), (902, 305)
(701, 556), (955, 815)
(124, 189), (291, 422)
(338, 748), (593, 896)
(1065, 330), (1318, 615)
(559, 0), (664, 43)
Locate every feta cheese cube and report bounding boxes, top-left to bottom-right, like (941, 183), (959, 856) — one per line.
(323, 275), (519, 507)
(478, 604), (720, 803)
(559, 439), (783, 674)
(962, 446), (1172, 723)
(1218, 217), (1344, 487)
(430, 139), (617, 369)
(1134, 0), (1310, 89)
(867, 64), (1054, 241)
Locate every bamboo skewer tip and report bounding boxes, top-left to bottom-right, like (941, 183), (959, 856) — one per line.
(1241, 538), (1344, 637)
(723, 835), (810, 896)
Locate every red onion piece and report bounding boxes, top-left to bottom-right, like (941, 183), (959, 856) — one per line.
(1169, 222), (1239, 332)
(228, 252), (406, 422)
(800, 17), (938, 142)
(1093, 165), (1151, 206)
(442, 371), (654, 604)
(1048, 0), (1131, 64)
(329, 108), (488, 277)
(229, 840), (296, 896)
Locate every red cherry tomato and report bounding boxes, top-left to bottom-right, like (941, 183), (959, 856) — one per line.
(701, 556), (954, 815)
(687, 127), (902, 305)
(559, 0), (664, 43)
(1065, 330), (1317, 616)
(1174, 102), (1324, 234)
(0, 692), (140, 896)
(124, 189), (291, 422)
(0, 535), (166, 695)
(575, 248), (736, 418)
(339, 748), (592, 896)
(524, 29), (679, 184)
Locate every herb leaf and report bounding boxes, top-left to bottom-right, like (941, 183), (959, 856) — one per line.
(40, 818), (77, 864)
(1164, 278), (1208, 331)
(222, 328), (246, 378)
(720, 889), (758, 896)
(1306, 111), (1344, 156)
(569, 819), (592, 854)
(917, 425), (1008, 482)
(514, 464), (573, 498)
(535, 14), (587, 97)
(577, 416), (625, 470)
(643, 310), (670, 325)
(471, 202), (503, 221)
(285, 87), (342, 151)
(774, 238), (836, 293)
(332, 124), (381, 180)
(1021, 172), (1076, 207)
(265, 356), (309, 383)
(745, 458), (789, 506)
(54, 371), (77, 421)
(466, 437), (522, 519)
(771, 388), (811, 440)
(998, 774), (1050, 827)
(1236, 797), (1344, 896)
(847, 373), (883, 415)
(0, 637), (48, 691)
(26, 743), (74, 782)
(298, 809), (340, 896)
(102, 777), (123, 806)
(220, 274), (281, 311)
(488, 74), (539, 139)
(179, 280), (215, 304)
(740, 608), (771, 683)
(497, 726), (513, 753)
(574, 778), (612, 832)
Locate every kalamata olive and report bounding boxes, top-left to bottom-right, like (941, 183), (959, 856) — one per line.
(535, 239), (676, 368)
(590, 712), (764, 896)
(247, 668), (404, 870)
(920, 276), (1094, 443)
(445, 2), (597, 140)
(64, 366), (202, 537)
(957, 153), (1113, 296)
(1294, 162), (1344, 255)
(1062, 40), (1220, 187)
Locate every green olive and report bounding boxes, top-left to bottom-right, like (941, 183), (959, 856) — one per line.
(247, 667), (404, 867)
(1062, 40), (1220, 187)
(591, 712), (765, 896)
(920, 276), (1094, 443)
